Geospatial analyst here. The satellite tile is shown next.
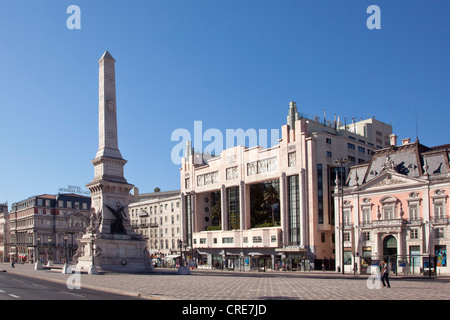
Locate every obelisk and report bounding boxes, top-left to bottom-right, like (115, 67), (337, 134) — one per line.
(76, 51), (152, 273)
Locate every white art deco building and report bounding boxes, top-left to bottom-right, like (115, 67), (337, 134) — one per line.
(180, 102), (393, 271)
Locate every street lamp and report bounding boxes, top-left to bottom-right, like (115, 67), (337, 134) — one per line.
(334, 158), (349, 275)
(47, 237), (53, 266)
(35, 236), (43, 270)
(88, 233), (98, 275)
(62, 234), (70, 274)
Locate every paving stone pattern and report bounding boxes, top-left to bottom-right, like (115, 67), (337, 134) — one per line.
(3, 263), (449, 300)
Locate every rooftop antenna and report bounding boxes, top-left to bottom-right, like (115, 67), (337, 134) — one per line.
(390, 103), (393, 128)
(415, 108), (419, 142)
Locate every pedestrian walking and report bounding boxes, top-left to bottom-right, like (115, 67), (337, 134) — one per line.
(11, 259), (15, 268)
(380, 260), (390, 288)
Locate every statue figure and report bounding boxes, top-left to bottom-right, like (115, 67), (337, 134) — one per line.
(105, 202), (128, 235)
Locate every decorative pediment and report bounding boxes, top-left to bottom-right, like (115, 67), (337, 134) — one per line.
(353, 170), (425, 192)
(372, 174), (405, 188)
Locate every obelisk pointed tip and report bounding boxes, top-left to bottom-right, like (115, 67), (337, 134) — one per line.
(99, 50), (115, 62)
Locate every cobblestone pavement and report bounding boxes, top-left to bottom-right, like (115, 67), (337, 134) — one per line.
(2, 263), (449, 300)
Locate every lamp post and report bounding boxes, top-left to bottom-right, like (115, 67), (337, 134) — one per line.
(88, 233), (98, 275)
(47, 237), (53, 266)
(177, 239), (190, 275)
(178, 239), (183, 267)
(62, 234), (70, 274)
(35, 236), (43, 270)
(334, 158), (349, 275)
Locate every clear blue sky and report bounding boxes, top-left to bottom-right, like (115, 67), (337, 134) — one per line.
(1, 0), (449, 206)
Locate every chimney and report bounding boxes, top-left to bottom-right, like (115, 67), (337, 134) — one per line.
(389, 134), (398, 147)
(401, 138), (411, 145)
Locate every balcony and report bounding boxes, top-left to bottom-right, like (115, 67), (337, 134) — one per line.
(372, 218), (407, 228)
(430, 217), (449, 226)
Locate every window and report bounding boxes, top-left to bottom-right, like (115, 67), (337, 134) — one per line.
(200, 238), (206, 244)
(326, 151), (332, 158)
(222, 237), (234, 244)
(317, 164), (324, 224)
(362, 207), (371, 224)
(344, 232), (351, 242)
(82, 203), (87, 210)
(321, 232), (325, 243)
(243, 237), (248, 243)
(271, 235), (277, 243)
(58, 201), (64, 208)
(410, 229), (419, 239)
(348, 156), (355, 163)
(67, 201), (72, 209)
(435, 227), (445, 239)
(326, 138), (332, 144)
(434, 201), (445, 219)
(409, 203), (419, 221)
(358, 146), (365, 153)
(45, 200), (51, 207)
(348, 143), (355, 150)
(38, 199), (43, 206)
(383, 204), (396, 220)
(253, 236), (262, 243)
(363, 232), (371, 241)
(343, 209), (351, 226)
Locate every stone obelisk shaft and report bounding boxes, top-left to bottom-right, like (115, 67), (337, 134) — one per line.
(95, 51), (122, 160)
(90, 51), (128, 184)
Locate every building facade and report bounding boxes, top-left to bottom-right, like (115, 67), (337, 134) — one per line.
(9, 193), (91, 263)
(129, 188), (182, 267)
(180, 101), (393, 271)
(336, 137), (450, 275)
(0, 203), (9, 262)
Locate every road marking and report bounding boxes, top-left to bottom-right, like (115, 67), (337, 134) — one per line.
(32, 284), (47, 289)
(0, 290), (5, 293)
(8, 294), (20, 299)
(10, 278), (23, 283)
(60, 290), (85, 298)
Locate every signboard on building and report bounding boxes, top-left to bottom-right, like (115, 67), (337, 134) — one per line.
(58, 185), (90, 195)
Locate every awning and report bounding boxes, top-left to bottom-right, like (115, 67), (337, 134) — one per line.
(248, 252), (264, 256)
(165, 255), (180, 259)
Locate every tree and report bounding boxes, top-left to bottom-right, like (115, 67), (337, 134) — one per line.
(154, 187), (161, 192)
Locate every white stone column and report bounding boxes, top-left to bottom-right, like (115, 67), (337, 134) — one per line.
(239, 181), (245, 230)
(280, 172), (288, 245)
(221, 185), (228, 231)
(299, 169), (307, 247)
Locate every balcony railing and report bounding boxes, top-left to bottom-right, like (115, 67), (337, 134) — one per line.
(372, 219), (407, 228)
(430, 217), (449, 225)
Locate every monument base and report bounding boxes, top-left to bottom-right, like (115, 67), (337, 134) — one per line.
(76, 234), (153, 273)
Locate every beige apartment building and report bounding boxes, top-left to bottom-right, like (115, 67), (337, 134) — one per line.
(129, 188), (183, 267)
(180, 101), (393, 271)
(0, 203), (9, 262)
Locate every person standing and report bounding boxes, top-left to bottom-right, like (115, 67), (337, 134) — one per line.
(381, 260), (390, 288)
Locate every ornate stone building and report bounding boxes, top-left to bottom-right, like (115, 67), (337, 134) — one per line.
(129, 188), (182, 267)
(0, 203), (9, 262)
(336, 137), (449, 275)
(9, 193), (91, 263)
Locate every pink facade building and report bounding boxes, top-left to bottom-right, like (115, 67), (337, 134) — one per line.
(336, 137), (449, 275)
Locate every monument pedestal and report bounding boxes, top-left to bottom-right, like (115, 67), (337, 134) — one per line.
(76, 233), (153, 273)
